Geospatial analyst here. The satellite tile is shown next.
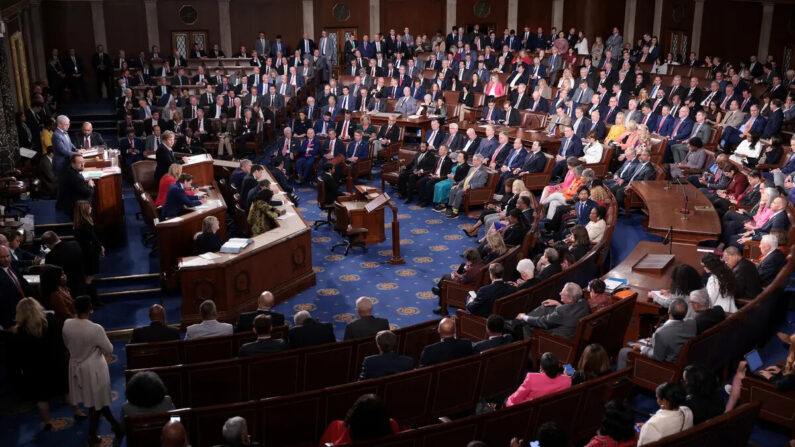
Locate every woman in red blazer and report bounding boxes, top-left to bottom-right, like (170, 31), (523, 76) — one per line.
(506, 352), (572, 406)
(155, 163), (195, 206)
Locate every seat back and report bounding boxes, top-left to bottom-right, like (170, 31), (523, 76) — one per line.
(132, 160), (157, 197)
(522, 153), (555, 191)
(443, 90), (459, 105)
(642, 403), (760, 447)
(234, 204), (250, 237)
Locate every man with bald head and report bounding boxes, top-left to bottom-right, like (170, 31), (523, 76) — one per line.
(419, 317), (474, 367)
(161, 421), (190, 447)
(235, 290), (285, 332)
(72, 121), (106, 150)
(131, 304), (180, 343)
(343, 297), (390, 340)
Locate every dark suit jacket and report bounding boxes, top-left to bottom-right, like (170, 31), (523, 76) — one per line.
(131, 321), (181, 343)
(239, 338), (288, 357)
(752, 211), (790, 241)
(524, 299), (591, 339)
(45, 240), (86, 297)
(154, 143), (179, 184)
(359, 352), (414, 380)
(288, 319), (336, 348)
(757, 249), (787, 286)
(419, 337), (475, 367)
(521, 151), (547, 173)
(466, 280), (518, 317)
(56, 166), (94, 213)
(376, 124), (400, 142)
(160, 183), (202, 219)
(732, 258), (762, 300)
(235, 309), (286, 333)
(0, 266), (32, 328)
(694, 307), (725, 334)
(343, 316), (390, 340)
(473, 334), (514, 353)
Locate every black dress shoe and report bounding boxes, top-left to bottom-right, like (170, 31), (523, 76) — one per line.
(432, 286), (440, 296)
(432, 307), (444, 315)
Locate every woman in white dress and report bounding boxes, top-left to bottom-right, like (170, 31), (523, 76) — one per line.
(574, 31), (589, 55)
(701, 253), (738, 313)
(729, 131), (763, 166)
(63, 295), (122, 446)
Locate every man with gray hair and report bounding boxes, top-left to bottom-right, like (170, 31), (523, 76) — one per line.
(513, 258), (538, 290)
(344, 297), (390, 340)
(288, 310), (335, 348)
(757, 233), (786, 287)
(514, 282), (590, 340)
(185, 299), (233, 339)
(444, 153), (488, 219)
(358, 330), (414, 380)
(721, 246), (762, 300)
(688, 289), (725, 334)
(52, 115), (79, 174)
(221, 416), (256, 446)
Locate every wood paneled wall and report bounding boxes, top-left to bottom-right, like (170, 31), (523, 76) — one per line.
(380, 0), (446, 37)
(229, 0), (303, 53)
(156, 0), (221, 53)
(456, 0), (508, 33)
(314, 0), (370, 39)
(104, 0), (147, 54)
(699, 0), (761, 64)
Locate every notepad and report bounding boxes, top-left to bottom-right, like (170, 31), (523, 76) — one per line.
(604, 277), (628, 293)
(220, 238), (253, 253)
(199, 252), (221, 260)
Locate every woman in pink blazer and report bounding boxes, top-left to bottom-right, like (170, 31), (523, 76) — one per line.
(484, 78), (504, 98)
(506, 352), (572, 406)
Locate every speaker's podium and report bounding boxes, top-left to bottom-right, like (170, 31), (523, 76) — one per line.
(334, 185), (405, 264)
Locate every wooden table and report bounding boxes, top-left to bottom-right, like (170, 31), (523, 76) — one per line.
(336, 185), (387, 245)
(603, 241), (708, 342)
(81, 166), (124, 231)
(181, 154), (215, 186)
(522, 129), (563, 153)
(176, 167), (315, 326)
(156, 187), (228, 290)
(628, 181), (721, 244)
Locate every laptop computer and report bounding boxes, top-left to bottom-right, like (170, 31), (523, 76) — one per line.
(744, 349), (765, 373)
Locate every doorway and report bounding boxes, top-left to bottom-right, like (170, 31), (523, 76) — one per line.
(171, 31), (209, 58)
(323, 27), (358, 67)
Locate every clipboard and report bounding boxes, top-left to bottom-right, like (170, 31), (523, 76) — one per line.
(365, 193), (390, 213)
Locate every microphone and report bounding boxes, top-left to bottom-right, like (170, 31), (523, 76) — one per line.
(662, 226), (674, 254)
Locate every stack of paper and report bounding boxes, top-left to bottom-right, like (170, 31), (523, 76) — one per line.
(220, 238), (253, 253)
(604, 277), (629, 293)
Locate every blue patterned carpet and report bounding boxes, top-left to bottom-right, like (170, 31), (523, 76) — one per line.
(1, 166), (793, 447)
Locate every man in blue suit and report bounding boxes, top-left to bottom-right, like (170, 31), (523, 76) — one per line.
(527, 90), (549, 113)
(472, 315), (514, 353)
(161, 173), (205, 219)
(118, 129), (144, 168)
(358, 330), (414, 380)
(771, 135), (795, 186)
(762, 100), (783, 139)
(295, 129), (320, 184)
(733, 197), (789, 248)
(466, 264), (518, 318)
(52, 115), (77, 174)
(552, 126), (584, 179)
(664, 106), (694, 162)
(424, 119), (446, 149)
(498, 138), (527, 189)
(481, 98), (504, 123)
(335, 130), (369, 181)
(638, 103), (659, 131)
(720, 104), (766, 148)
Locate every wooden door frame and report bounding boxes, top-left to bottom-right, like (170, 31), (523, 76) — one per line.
(170, 30), (210, 56)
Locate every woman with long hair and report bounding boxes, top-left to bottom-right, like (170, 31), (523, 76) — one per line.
(650, 264), (703, 315)
(73, 201), (104, 307)
(12, 297), (78, 430)
(701, 253), (738, 313)
(155, 163), (195, 207)
(637, 382), (693, 445)
(584, 400), (637, 447)
(572, 343), (611, 385)
(319, 394), (400, 444)
(40, 265), (75, 322)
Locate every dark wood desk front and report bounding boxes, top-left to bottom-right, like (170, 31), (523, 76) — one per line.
(335, 185), (386, 245)
(603, 241), (707, 342)
(353, 112), (433, 137)
(180, 155), (215, 186)
(177, 167), (315, 326)
(81, 167), (124, 231)
(628, 181), (721, 244)
(156, 188), (228, 290)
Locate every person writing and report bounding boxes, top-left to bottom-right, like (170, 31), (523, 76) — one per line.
(160, 173), (206, 220)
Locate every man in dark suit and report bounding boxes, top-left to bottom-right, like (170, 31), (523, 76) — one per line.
(154, 130), (182, 184)
(238, 315), (287, 357)
(722, 247), (762, 300)
(131, 304), (181, 343)
(515, 282), (591, 340)
(55, 153), (94, 215)
(358, 330), (414, 380)
(552, 126), (584, 179)
(63, 48), (86, 99)
(288, 311), (336, 348)
(398, 142), (437, 202)
(235, 291), (286, 332)
(344, 297), (390, 340)
(419, 317), (474, 367)
(417, 145), (453, 207)
(756, 233), (787, 287)
(72, 122), (106, 150)
(119, 129), (144, 167)
(41, 231), (86, 298)
(0, 245), (32, 328)
(160, 173), (205, 220)
(617, 298), (696, 369)
(466, 264), (518, 318)
(688, 290), (726, 335)
(473, 315), (514, 353)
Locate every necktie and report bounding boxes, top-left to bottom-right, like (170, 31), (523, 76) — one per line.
(283, 138), (289, 156)
(342, 120), (349, 138)
(85, 136), (90, 148)
(305, 140), (312, 156)
(561, 139), (570, 156)
(463, 168), (476, 187)
(280, 84), (286, 95)
(129, 138), (134, 148)
(270, 94), (275, 106)
(657, 117), (665, 133)
(156, 137), (160, 146)
(672, 119), (682, 137)
(428, 130), (437, 146)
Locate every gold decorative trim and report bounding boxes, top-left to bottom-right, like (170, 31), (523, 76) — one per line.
(10, 31), (29, 111)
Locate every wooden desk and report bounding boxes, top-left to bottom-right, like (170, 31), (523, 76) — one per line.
(81, 167), (124, 230)
(603, 241), (707, 341)
(176, 167), (315, 326)
(354, 112), (433, 137)
(522, 130), (563, 153)
(336, 185), (387, 244)
(180, 154), (215, 186)
(628, 181), (721, 244)
(156, 188), (228, 289)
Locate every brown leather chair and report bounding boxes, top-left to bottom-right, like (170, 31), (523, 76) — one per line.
(522, 153), (555, 191)
(131, 160), (157, 197)
(462, 168), (499, 213)
(380, 147), (417, 190)
(0, 171), (29, 214)
(312, 178), (335, 230)
(332, 202), (368, 255)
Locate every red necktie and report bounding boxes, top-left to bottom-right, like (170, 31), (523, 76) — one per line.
(657, 117), (665, 133)
(129, 138), (134, 148)
(283, 138), (289, 156)
(672, 119), (682, 137)
(85, 136), (90, 148)
(342, 121), (349, 138)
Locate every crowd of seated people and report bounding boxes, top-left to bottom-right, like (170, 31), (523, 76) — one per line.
(5, 19), (795, 447)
